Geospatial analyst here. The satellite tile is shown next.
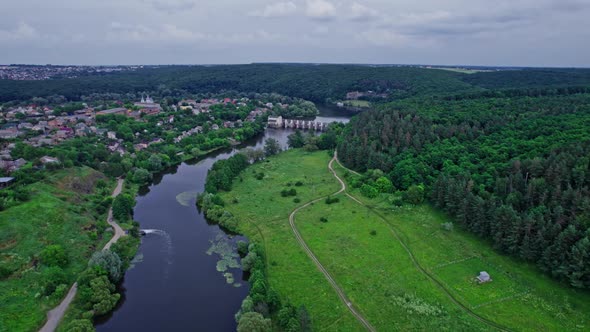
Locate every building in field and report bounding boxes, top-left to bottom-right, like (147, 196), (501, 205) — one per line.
(476, 271), (492, 283)
(0, 177), (15, 189)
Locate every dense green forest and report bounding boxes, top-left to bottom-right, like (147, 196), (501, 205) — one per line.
(3, 65), (590, 104)
(337, 91), (590, 289)
(0, 64), (476, 102)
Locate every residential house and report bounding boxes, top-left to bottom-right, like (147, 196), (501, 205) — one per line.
(0, 177), (15, 189)
(40, 156), (60, 164)
(97, 107), (128, 116)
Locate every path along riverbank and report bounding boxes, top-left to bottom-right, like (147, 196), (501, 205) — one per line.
(39, 178), (126, 332)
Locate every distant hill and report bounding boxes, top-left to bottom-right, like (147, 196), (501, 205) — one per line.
(462, 68), (590, 89)
(1, 64), (590, 103)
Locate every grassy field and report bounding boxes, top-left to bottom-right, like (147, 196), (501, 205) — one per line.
(430, 67), (491, 74)
(0, 167), (113, 332)
(220, 149), (590, 331)
(343, 100), (372, 108)
(219, 149), (363, 331)
(332, 161), (590, 331)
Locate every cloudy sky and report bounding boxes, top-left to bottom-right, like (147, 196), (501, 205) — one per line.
(1, 0), (589, 66)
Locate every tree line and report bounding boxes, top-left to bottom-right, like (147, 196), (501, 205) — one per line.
(337, 92), (590, 288)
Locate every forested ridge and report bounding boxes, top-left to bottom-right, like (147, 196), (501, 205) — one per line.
(0, 64), (480, 102)
(337, 91), (590, 288)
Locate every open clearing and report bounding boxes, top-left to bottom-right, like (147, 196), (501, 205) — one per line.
(344, 100), (371, 108)
(429, 67), (492, 74)
(221, 149), (590, 331)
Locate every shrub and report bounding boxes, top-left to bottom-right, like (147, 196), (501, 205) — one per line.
(112, 194), (135, 222)
(42, 266), (67, 295)
(293, 198), (301, 203)
(403, 184), (425, 205)
(375, 176), (394, 193)
(360, 184), (379, 198)
(237, 312), (271, 332)
(237, 241), (249, 256)
(281, 189), (297, 197)
(392, 199), (404, 207)
(40, 245), (68, 267)
(13, 187), (31, 202)
(111, 236), (140, 270)
(132, 168), (152, 184)
(320, 217), (328, 223)
(88, 250), (123, 283)
(294, 181), (304, 187)
(325, 196), (340, 204)
(65, 319), (95, 332)
(241, 251), (259, 272)
(235, 296), (255, 322)
(89, 275), (120, 315)
(370, 230), (377, 236)
(441, 222), (454, 232)
(255, 172), (265, 180)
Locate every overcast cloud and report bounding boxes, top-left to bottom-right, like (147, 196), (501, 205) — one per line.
(0, 0), (588, 66)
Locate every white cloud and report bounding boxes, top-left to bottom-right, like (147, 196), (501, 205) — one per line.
(305, 0), (337, 20)
(107, 22), (279, 45)
(356, 29), (409, 47)
(108, 22), (202, 42)
(250, 2), (297, 18)
(142, 0), (196, 13)
(349, 2), (379, 21)
(0, 22), (38, 41)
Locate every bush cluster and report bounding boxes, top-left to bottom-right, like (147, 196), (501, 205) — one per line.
(280, 188), (297, 197)
(324, 196), (340, 204)
(236, 243), (312, 332)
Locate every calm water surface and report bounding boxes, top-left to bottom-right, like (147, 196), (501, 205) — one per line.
(95, 105), (353, 331)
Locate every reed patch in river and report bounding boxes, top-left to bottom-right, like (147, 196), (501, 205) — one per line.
(176, 191), (199, 207)
(206, 233), (242, 287)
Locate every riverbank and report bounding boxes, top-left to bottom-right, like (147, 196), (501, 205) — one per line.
(40, 179), (126, 332)
(0, 167), (115, 332)
(94, 144), (254, 331)
(53, 179), (140, 331)
(215, 149), (590, 331)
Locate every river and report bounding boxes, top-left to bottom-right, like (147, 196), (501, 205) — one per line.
(95, 105), (353, 331)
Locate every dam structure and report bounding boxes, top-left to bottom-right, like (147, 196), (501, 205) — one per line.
(267, 116), (333, 131)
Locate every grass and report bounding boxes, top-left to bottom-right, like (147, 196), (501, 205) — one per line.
(0, 167), (113, 332)
(430, 67), (491, 74)
(332, 161), (590, 331)
(219, 149), (362, 331)
(220, 149), (590, 331)
(343, 100), (371, 108)
(295, 196), (487, 331)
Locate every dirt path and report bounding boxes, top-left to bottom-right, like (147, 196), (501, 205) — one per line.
(40, 178), (126, 332)
(333, 154), (510, 332)
(104, 178), (126, 250)
(288, 156), (376, 332)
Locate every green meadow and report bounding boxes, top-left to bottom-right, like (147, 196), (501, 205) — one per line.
(0, 167), (113, 332)
(220, 149), (590, 331)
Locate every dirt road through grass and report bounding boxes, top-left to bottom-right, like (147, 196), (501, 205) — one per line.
(289, 156), (376, 332)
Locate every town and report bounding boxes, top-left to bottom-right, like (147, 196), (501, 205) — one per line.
(0, 65), (139, 80)
(0, 94), (305, 175)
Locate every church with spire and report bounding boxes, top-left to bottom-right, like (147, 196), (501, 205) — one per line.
(134, 93), (162, 115)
